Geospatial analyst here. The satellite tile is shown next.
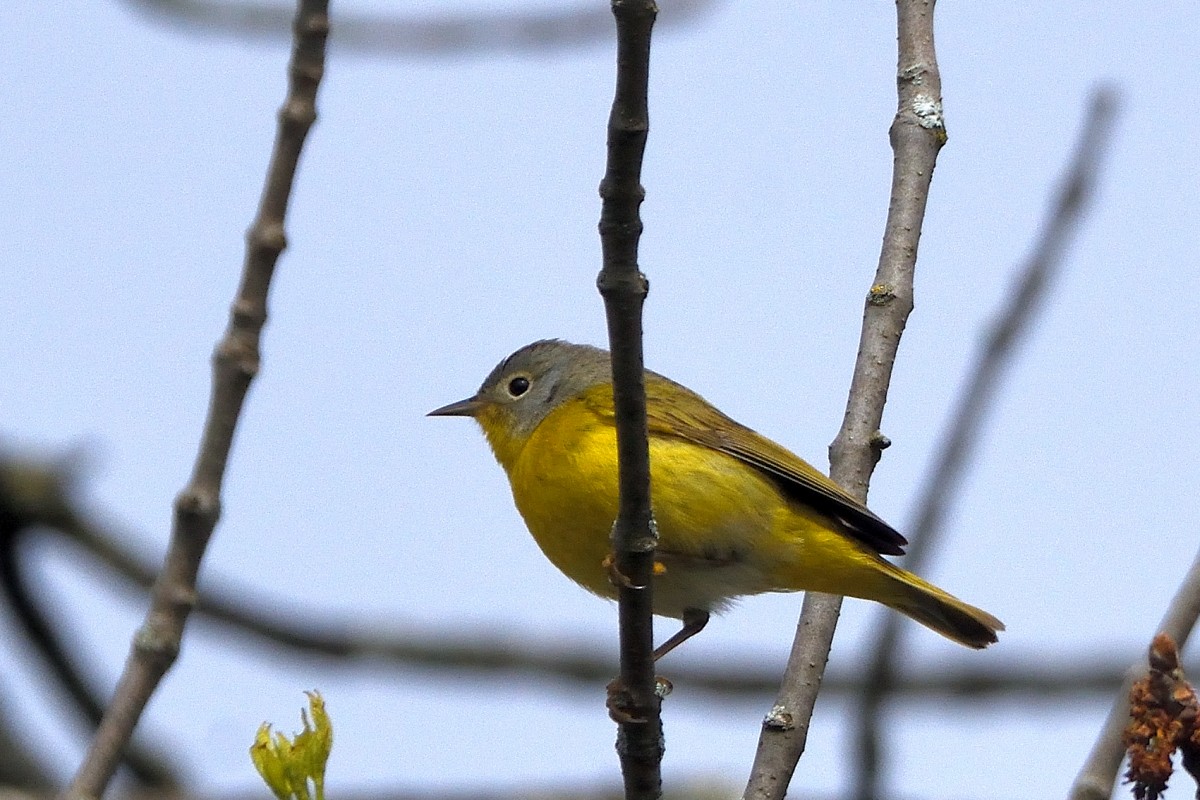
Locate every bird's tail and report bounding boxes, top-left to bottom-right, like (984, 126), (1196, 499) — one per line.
(875, 558), (1004, 649)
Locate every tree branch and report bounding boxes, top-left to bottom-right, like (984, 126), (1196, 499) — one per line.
(742, 3), (945, 798)
(1069, 545), (1200, 800)
(854, 87), (1118, 800)
(14, 496), (1178, 706)
(595, 1), (660, 797)
(0, 537), (176, 787)
(5, 460), (1166, 716)
(59, 3), (329, 797)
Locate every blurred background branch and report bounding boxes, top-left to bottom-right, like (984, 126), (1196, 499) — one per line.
(4, 436), (1178, 799)
(0, 781), (886, 800)
(0, 460), (179, 790)
(117, 0), (719, 55)
(0, 455), (1171, 699)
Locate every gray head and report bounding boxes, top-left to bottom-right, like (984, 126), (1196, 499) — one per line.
(427, 339), (613, 442)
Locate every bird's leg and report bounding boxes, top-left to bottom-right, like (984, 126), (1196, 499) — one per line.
(652, 608), (710, 662)
(605, 608), (708, 723)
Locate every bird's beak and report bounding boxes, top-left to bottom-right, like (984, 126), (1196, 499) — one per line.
(427, 396), (483, 418)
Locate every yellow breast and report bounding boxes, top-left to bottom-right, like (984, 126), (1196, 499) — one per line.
(507, 398), (621, 598)
(499, 390), (785, 615)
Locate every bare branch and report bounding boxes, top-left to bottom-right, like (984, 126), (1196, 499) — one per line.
(742, 3), (946, 797)
(17, 788), (1006, 800)
(0, 459), (179, 787)
(58, 3), (329, 798)
(595, 1), (660, 796)
(0, 682), (56, 793)
(854, 87), (1119, 800)
(118, 0), (715, 55)
(3, 463), (1165, 715)
(0, 781), (745, 800)
(0, 538), (176, 786)
(1070, 546), (1200, 800)
(17, 499), (1178, 705)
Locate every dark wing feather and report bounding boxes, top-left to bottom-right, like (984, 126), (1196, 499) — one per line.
(641, 376), (908, 556)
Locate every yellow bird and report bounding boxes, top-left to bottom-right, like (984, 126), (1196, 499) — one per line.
(430, 339), (1002, 658)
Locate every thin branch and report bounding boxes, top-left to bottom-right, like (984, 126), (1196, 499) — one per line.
(59, 3), (329, 798)
(854, 87), (1119, 800)
(1, 468), (1164, 708)
(0, 460), (175, 789)
(21, 506), (1180, 704)
(0, 683), (57, 794)
(1070, 546), (1200, 800)
(14, 494), (1166, 705)
(22, 789), (994, 800)
(119, 0), (715, 56)
(742, 3), (945, 798)
(0, 531), (176, 787)
(595, 1), (659, 797)
(0, 782), (746, 800)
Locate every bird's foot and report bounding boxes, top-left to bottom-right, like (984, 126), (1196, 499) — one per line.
(602, 553), (666, 589)
(605, 675), (673, 724)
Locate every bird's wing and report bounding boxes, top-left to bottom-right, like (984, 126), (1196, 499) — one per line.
(634, 376), (909, 556)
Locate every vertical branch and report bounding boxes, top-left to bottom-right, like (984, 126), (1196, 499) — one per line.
(60, 3), (330, 798)
(596, 1), (660, 798)
(853, 88), (1117, 800)
(742, 2), (945, 798)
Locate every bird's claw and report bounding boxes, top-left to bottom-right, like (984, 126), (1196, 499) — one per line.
(602, 553), (666, 589)
(605, 675), (673, 724)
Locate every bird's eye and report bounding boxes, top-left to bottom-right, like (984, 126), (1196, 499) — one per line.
(507, 376), (531, 397)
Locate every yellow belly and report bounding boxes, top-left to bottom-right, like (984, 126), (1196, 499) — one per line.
(507, 399), (792, 617)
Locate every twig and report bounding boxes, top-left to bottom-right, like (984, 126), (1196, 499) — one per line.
(853, 87), (1118, 800)
(0, 684), (56, 793)
(0, 780), (748, 800)
(742, 3), (946, 798)
(20, 788), (998, 800)
(595, 1), (659, 797)
(0, 536), (176, 787)
(59, 3), (329, 798)
(120, 0), (714, 55)
(1070, 546), (1200, 800)
(0, 460), (177, 787)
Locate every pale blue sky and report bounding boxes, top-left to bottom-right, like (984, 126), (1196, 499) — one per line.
(3, 2), (1199, 798)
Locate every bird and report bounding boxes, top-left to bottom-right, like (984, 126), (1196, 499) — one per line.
(429, 339), (1002, 658)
